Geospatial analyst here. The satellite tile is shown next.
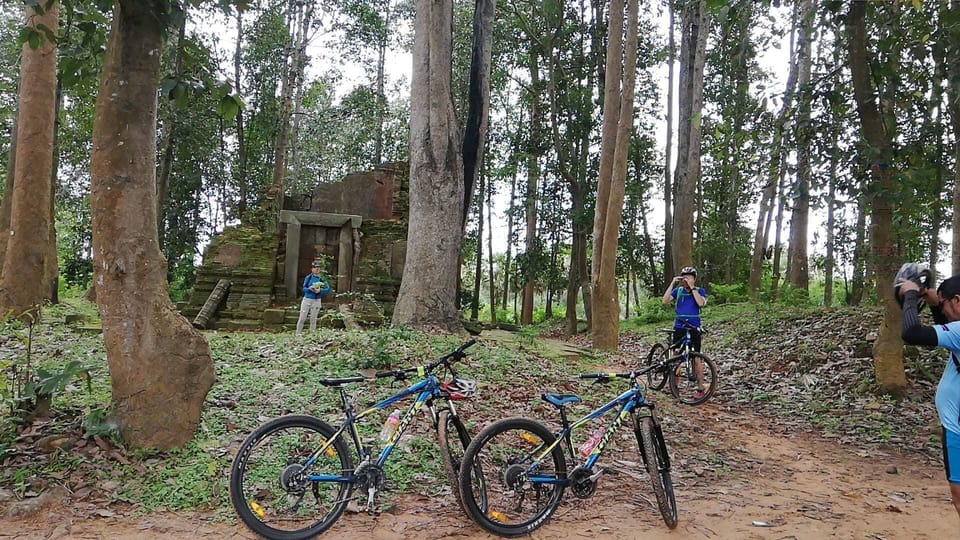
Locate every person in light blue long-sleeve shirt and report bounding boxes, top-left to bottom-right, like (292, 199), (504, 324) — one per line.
(296, 261), (330, 335)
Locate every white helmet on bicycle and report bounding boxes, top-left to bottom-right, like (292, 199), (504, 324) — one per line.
(441, 378), (478, 400)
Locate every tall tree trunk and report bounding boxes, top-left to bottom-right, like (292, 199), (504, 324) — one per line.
(47, 77), (62, 304)
(374, 2), (391, 166)
(946, 1), (960, 274)
(502, 167), (516, 310)
(847, 0), (906, 395)
(521, 49), (540, 326)
(786, 0), (813, 293)
(566, 186), (588, 335)
(749, 0), (800, 301)
(592, 0), (638, 350)
(850, 187), (868, 305)
(0, 4), (59, 319)
(393, 0), (464, 332)
(671, 0), (708, 272)
(234, 7), (248, 222)
(266, 1), (313, 231)
(471, 171), (484, 321)
(462, 0), (496, 226)
(90, 0), (215, 449)
(662, 0), (676, 288)
(824, 110), (838, 307)
(156, 13), (186, 248)
(486, 171), (497, 325)
(824, 25), (843, 308)
(769, 164), (788, 300)
(0, 114), (17, 271)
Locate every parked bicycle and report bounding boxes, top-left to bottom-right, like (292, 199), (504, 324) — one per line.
(644, 320), (717, 405)
(457, 369), (677, 537)
(229, 339), (483, 539)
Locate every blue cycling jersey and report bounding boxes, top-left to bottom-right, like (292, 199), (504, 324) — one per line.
(933, 322), (960, 435)
(671, 287), (706, 329)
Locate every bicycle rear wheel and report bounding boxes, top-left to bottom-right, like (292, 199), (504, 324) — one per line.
(459, 417), (567, 537)
(635, 414), (678, 528)
(437, 409), (486, 510)
(229, 415), (353, 540)
(668, 352), (717, 405)
(646, 343), (669, 391)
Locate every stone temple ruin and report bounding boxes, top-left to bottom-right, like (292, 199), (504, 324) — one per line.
(180, 162), (409, 330)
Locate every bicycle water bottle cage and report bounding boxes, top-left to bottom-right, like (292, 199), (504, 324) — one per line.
(542, 393), (581, 408)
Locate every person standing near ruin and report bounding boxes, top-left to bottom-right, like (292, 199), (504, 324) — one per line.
(296, 260), (330, 336)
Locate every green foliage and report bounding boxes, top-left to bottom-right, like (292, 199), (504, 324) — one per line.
(0, 313), (92, 438)
(707, 282), (748, 305)
(623, 298), (675, 326)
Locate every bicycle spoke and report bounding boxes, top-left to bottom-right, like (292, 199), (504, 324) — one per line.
(460, 418), (566, 536)
(230, 416), (353, 539)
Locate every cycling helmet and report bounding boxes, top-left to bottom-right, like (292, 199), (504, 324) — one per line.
(893, 262), (932, 309)
(440, 378), (478, 400)
(680, 266), (697, 277)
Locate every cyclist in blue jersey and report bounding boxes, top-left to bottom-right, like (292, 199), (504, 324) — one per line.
(661, 266), (707, 352)
(898, 265), (960, 518)
(662, 266), (708, 397)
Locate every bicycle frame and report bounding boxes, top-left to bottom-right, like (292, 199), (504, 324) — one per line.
(304, 372), (449, 483)
(524, 381), (653, 486)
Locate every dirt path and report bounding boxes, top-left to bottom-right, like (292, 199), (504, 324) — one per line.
(2, 401), (956, 539)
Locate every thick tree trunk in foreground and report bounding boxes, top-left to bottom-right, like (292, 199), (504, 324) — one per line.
(90, 1), (215, 448)
(671, 0), (708, 272)
(847, 0), (906, 395)
(592, 0), (638, 350)
(392, 0), (464, 332)
(0, 5), (59, 320)
(786, 0), (814, 294)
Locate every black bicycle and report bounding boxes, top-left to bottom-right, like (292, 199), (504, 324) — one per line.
(229, 339), (483, 539)
(644, 320), (717, 405)
(457, 369), (677, 537)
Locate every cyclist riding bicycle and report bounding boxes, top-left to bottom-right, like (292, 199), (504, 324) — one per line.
(662, 266), (708, 397)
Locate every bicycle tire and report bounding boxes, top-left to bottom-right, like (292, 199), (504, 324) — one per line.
(636, 415), (678, 529)
(668, 352), (717, 405)
(646, 343), (669, 391)
(437, 409), (486, 511)
(229, 415), (353, 540)
(459, 417), (567, 537)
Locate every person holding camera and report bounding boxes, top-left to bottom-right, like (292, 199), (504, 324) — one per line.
(296, 260), (331, 336)
(661, 266), (708, 352)
(896, 263), (960, 518)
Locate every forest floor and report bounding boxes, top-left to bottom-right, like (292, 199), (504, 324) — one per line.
(1, 304), (958, 539)
(1, 399), (953, 540)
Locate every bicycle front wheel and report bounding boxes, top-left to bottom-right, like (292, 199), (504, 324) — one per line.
(646, 343), (669, 391)
(437, 409), (486, 510)
(668, 352), (717, 405)
(229, 415), (353, 540)
(636, 414), (678, 528)
(459, 417), (567, 537)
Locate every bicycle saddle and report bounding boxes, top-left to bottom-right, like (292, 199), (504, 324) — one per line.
(541, 393), (581, 407)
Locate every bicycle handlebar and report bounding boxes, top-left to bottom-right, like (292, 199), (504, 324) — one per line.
(373, 339), (477, 380)
(677, 320), (706, 334)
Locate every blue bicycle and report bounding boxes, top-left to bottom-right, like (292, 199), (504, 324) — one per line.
(229, 339), (482, 539)
(645, 320), (717, 405)
(458, 369), (677, 537)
